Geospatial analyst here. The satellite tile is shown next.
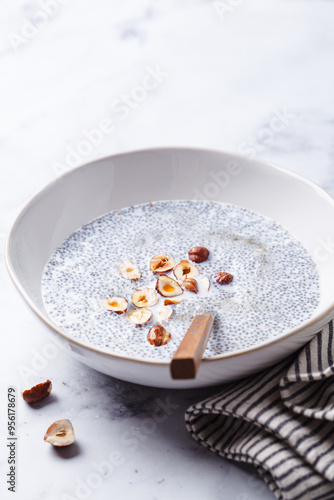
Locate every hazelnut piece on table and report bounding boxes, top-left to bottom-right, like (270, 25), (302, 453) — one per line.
(147, 325), (171, 346)
(22, 380), (52, 403)
(44, 419), (75, 447)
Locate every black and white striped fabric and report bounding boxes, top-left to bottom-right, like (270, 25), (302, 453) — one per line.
(185, 321), (334, 500)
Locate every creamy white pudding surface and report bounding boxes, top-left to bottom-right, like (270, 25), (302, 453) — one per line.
(41, 200), (320, 361)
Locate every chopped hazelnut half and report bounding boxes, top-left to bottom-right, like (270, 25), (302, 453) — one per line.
(213, 272), (234, 285)
(131, 287), (159, 308)
(188, 246), (210, 263)
(150, 254), (175, 273)
(156, 274), (184, 297)
(182, 277), (198, 293)
(101, 296), (128, 314)
(157, 306), (173, 322)
(44, 419), (75, 447)
(147, 325), (171, 346)
(163, 297), (184, 306)
(173, 260), (199, 281)
(198, 276), (210, 291)
(22, 380), (52, 403)
(118, 260), (141, 281)
(128, 308), (152, 326)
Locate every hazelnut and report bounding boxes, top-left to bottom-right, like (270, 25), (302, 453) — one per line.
(22, 380), (52, 403)
(157, 306), (173, 322)
(128, 308), (152, 326)
(150, 254), (175, 273)
(101, 296), (128, 314)
(213, 272), (233, 285)
(156, 274), (183, 297)
(44, 419), (75, 447)
(182, 277), (198, 293)
(188, 246), (210, 263)
(198, 276), (210, 291)
(163, 297), (184, 306)
(147, 325), (171, 346)
(118, 260), (141, 281)
(131, 287), (159, 308)
(173, 260), (199, 281)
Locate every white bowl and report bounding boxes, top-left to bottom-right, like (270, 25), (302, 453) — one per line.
(6, 147), (334, 388)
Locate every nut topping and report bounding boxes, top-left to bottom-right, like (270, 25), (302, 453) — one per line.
(213, 272), (233, 285)
(147, 325), (171, 346)
(118, 260), (141, 281)
(173, 260), (200, 281)
(198, 276), (210, 291)
(163, 297), (184, 306)
(157, 306), (173, 322)
(131, 287), (159, 308)
(188, 246), (210, 263)
(182, 277), (198, 293)
(150, 254), (175, 273)
(128, 308), (152, 326)
(156, 274), (184, 297)
(101, 296), (128, 314)
(22, 380), (52, 403)
(44, 419), (75, 447)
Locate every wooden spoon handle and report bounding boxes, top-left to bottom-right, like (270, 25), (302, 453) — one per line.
(170, 314), (214, 380)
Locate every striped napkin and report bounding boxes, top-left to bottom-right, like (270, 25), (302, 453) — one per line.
(185, 321), (334, 500)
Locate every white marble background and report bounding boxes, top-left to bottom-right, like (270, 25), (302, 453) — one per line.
(1, 1), (334, 499)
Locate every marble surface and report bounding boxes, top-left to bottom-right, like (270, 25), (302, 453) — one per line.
(1, 1), (334, 498)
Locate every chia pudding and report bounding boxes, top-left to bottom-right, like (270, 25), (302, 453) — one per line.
(41, 200), (320, 361)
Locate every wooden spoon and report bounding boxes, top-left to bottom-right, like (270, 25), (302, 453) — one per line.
(170, 313), (215, 379)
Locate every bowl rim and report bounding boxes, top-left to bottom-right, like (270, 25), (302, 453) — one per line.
(5, 145), (334, 366)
